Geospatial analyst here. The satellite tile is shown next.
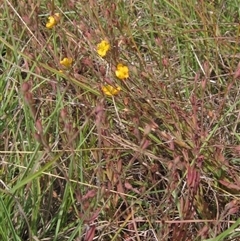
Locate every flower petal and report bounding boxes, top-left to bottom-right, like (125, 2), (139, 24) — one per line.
(60, 57), (73, 68)
(102, 85), (121, 96)
(97, 40), (110, 57)
(46, 13), (60, 29)
(115, 64), (129, 79)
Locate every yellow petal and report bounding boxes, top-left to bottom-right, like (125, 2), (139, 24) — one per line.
(46, 16), (56, 29)
(97, 40), (110, 57)
(60, 58), (73, 68)
(102, 85), (121, 96)
(46, 13), (60, 29)
(115, 64), (129, 79)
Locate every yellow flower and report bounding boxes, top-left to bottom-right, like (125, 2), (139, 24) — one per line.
(97, 40), (110, 57)
(46, 13), (60, 29)
(115, 64), (129, 80)
(60, 57), (73, 68)
(102, 84), (121, 96)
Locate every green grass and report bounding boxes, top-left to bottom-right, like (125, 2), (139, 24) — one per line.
(1, 0), (240, 240)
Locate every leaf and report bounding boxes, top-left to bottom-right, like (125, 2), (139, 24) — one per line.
(203, 218), (240, 241)
(234, 61), (240, 79)
(219, 179), (240, 191)
(82, 189), (97, 201)
(84, 225), (96, 241)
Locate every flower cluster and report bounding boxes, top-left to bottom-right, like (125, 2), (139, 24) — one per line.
(96, 41), (129, 96)
(45, 13), (129, 97)
(97, 40), (110, 57)
(46, 13), (60, 29)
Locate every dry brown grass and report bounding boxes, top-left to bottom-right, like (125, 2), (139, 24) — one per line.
(1, 0), (240, 240)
